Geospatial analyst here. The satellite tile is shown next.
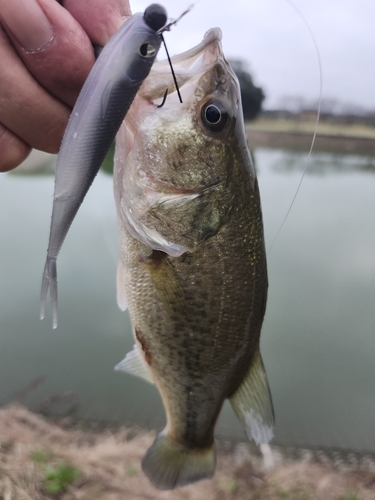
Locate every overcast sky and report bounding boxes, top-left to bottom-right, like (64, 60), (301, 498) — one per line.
(132, 0), (374, 112)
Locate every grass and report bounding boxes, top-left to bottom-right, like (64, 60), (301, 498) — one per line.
(127, 463), (138, 477)
(30, 449), (54, 464)
(30, 449), (81, 495)
(1, 405), (375, 499)
(273, 485), (312, 500)
(43, 462), (81, 494)
(339, 494), (361, 500)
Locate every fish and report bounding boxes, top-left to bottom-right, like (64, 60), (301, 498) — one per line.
(40, 4), (167, 328)
(113, 27), (274, 490)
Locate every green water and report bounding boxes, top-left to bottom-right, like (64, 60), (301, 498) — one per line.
(1, 148), (375, 451)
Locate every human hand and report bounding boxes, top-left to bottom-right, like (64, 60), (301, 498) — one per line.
(0, 0), (131, 172)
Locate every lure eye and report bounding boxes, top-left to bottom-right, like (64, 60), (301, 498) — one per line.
(139, 43), (157, 58)
(201, 100), (228, 132)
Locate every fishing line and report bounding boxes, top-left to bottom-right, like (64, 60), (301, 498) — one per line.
(267, 0), (323, 254)
(156, 3), (203, 104)
(160, 33), (183, 103)
(157, 4), (195, 34)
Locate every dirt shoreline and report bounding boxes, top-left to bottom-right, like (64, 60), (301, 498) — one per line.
(1, 404), (375, 499)
(246, 118), (375, 154)
(246, 129), (375, 155)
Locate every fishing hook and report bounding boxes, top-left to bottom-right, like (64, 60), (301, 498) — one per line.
(156, 88), (169, 108)
(155, 3), (199, 104)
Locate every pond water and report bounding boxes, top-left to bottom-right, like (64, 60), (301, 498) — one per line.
(1, 148), (375, 452)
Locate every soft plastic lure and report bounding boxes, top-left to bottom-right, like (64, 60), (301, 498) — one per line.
(40, 4), (167, 328)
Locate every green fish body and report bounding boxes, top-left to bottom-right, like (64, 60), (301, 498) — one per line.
(114, 28), (274, 490)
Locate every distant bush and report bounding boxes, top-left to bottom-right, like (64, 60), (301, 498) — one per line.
(229, 59), (265, 121)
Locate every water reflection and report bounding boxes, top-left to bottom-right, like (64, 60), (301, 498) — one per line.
(265, 150), (375, 175)
(1, 148), (375, 452)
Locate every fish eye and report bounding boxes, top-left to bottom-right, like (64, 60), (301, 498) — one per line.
(201, 100), (228, 132)
(139, 43), (156, 58)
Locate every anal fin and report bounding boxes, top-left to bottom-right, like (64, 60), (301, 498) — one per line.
(230, 349), (274, 445)
(114, 345), (154, 384)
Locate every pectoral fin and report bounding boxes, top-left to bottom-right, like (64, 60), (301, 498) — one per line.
(116, 259), (128, 311)
(230, 350), (274, 445)
(114, 345), (154, 384)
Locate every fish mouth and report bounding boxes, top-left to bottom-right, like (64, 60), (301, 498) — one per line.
(140, 28), (224, 102)
(156, 27), (222, 71)
(128, 27), (233, 198)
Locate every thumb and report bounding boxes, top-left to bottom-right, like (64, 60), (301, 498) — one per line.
(63, 0), (132, 47)
(0, 0), (95, 107)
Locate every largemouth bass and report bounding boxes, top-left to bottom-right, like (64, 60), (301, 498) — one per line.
(114, 27), (274, 489)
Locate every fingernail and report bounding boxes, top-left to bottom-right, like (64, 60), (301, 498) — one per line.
(0, 0), (54, 52)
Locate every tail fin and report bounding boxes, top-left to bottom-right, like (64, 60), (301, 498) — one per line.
(142, 432), (216, 490)
(40, 257), (58, 329)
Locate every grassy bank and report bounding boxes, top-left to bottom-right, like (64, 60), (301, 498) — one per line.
(246, 117), (375, 154)
(1, 405), (375, 500)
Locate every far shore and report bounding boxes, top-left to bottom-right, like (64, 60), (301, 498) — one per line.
(246, 117), (375, 155)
